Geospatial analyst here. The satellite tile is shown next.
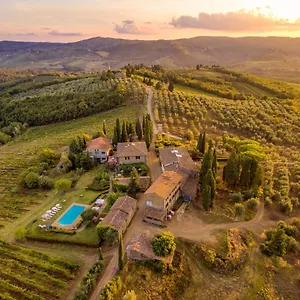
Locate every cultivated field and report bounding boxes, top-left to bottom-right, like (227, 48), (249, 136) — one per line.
(0, 240), (79, 300)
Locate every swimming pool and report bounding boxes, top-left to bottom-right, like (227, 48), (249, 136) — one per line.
(57, 205), (86, 226)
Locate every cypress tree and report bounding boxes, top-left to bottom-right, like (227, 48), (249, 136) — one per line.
(112, 126), (118, 146)
(116, 119), (121, 143)
(197, 133), (203, 152)
(129, 122), (135, 136)
(200, 149), (213, 184)
(126, 121), (130, 136)
(202, 184), (211, 211)
(240, 157), (252, 188)
(142, 114), (147, 135)
(121, 121), (128, 142)
(201, 132), (206, 154)
(144, 118), (151, 149)
(202, 169), (216, 209)
(118, 235), (124, 271)
(146, 114), (153, 141)
(223, 150), (240, 186)
(212, 148), (217, 178)
(135, 119), (142, 140)
(102, 120), (107, 136)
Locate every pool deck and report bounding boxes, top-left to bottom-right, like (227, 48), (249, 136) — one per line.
(52, 203), (89, 230)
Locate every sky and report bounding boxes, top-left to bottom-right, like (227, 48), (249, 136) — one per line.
(0, 0), (300, 42)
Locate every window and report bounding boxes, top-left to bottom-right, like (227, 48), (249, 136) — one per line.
(146, 201), (152, 207)
(125, 157), (130, 160)
(136, 156), (141, 159)
(101, 151), (106, 155)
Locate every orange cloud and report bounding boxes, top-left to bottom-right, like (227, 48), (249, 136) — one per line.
(171, 9), (300, 32)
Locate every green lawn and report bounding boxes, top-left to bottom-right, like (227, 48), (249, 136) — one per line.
(0, 104), (143, 230)
(23, 168), (105, 247)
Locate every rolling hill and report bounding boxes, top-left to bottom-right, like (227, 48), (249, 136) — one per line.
(2, 36), (300, 81)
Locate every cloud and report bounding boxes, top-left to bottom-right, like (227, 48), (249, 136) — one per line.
(170, 9), (300, 32)
(114, 20), (150, 35)
(48, 30), (82, 37)
(14, 32), (36, 36)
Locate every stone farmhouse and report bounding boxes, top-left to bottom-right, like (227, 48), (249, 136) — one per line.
(86, 137), (111, 164)
(143, 171), (183, 225)
(117, 142), (148, 165)
(159, 147), (199, 201)
(102, 196), (137, 235)
(126, 231), (174, 264)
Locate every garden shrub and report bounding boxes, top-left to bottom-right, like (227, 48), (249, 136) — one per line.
(152, 232), (176, 257)
(246, 198), (260, 210)
(234, 203), (245, 216)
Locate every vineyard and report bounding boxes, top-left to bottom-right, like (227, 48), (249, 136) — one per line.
(0, 240), (79, 300)
(1, 77), (146, 126)
(153, 90), (300, 147)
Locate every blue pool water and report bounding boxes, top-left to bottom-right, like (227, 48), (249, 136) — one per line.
(58, 205), (86, 226)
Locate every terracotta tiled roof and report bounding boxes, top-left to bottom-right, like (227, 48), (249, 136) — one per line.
(145, 171), (182, 201)
(126, 231), (173, 263)
(102, 196), (137, 231)
(117, 142), (148, 158)
(110, 195), (137, 214)
(159, 148), (199, 175)
(86, 137), (111, 151)
(102, 210), (128, 231)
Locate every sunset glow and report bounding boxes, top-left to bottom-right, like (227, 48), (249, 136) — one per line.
(0, 0), (299, 42)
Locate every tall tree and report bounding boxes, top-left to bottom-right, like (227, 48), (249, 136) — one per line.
(197, 133), (203, 152)
(126, 120), (130, 136)
(116, 118), (121, 143)
(201, 132), (206, 154)
(121, 121), (128, 142)
(200, 149), (213, 184)
(144, 117), (152, 149)
(168, 81), (174, 92)
(102, 120), (107, 136)
(112, 126), (118, 146)
(146, 114), (154, 141)
(212, 148), (217, 178)
(118, 235), (124, 271)
(128, 122), (135, 136)
(223, 150), (240, 186)
(127, 168), (140, 198)
(142, 114), (147, 135)
(202, 184), (211, 211)
(240, 157), (252, 188)
(135, 118), (142, 140)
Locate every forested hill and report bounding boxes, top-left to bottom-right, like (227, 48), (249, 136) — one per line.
(2, 36), (300, 81)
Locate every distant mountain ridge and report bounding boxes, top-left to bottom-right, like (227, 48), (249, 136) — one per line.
(2, 36), (300, 81)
